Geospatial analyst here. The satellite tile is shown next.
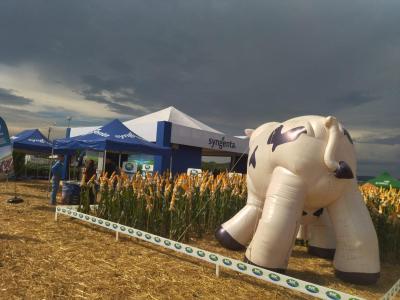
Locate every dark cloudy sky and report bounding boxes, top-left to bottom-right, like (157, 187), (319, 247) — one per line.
(0, 0), (399, 176)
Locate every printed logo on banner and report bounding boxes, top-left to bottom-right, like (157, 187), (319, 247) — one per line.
(114, 132), (136, 140)
(208, 136), (236, 150)
(93, 129), (110, 138)
(122, 161), (137, 174)
(28, 138), (47, 144)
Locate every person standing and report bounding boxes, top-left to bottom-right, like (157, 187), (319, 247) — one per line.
(50, 155), (64, 205)
(84, 159), (96, 183)
(105, 158), (118, 176)
(83, 159), (97, 204)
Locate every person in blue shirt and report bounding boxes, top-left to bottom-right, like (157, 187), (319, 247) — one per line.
(50, 155), (64, 205)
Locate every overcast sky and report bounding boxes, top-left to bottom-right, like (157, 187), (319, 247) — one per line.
(0, 0), (399, 176)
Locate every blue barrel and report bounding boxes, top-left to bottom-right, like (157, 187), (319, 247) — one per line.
(62, 181), (81, 205)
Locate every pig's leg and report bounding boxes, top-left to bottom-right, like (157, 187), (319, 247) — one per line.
(215, 186), (264, 251)
(244, 167), (305, 271)
(328, 180), (380, 285)
(307, 209), (336, 259)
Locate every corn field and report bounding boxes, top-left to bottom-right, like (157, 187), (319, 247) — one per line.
(79, 171), (247, 242)
(79, 173), (400, 262)
(360, 183), (400, 262)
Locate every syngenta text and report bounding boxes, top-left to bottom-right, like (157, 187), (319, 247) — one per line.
(208, 137), (236, 150)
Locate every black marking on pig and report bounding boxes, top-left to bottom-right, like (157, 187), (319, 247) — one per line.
(343, 129), (353, 144)
(267, 125), (307, 152)
(313, 208), (324, 217)
(335, 161), (354, 179)
(302, 211), (307, 216)
(249, 146), (258, 168)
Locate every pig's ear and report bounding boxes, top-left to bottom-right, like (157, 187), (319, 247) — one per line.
(244, 129), (254, 138)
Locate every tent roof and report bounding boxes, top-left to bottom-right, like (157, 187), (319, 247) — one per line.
(11, 129), (53, 153)
(67, 107), (248, 154)
(70, 106), (222, 138)
(54, 119), (170, 155)
(124, 106), (222, 134)
(368, 171), (400, 189)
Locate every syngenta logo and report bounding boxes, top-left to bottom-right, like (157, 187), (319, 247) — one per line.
(208, 137), (236, 150)
(115, 132), (136, 139)
(93, 129), (110, 137)
(28, 138), (46, 144)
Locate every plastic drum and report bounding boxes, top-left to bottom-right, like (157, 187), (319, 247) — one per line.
(61, 181), (81, 205)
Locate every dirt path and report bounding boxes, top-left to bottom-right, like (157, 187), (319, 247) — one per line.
(0, 181), (399, 299)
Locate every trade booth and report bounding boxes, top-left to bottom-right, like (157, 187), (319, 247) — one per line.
(69, 107), (249, 174)
(12, 129), (53, 154)
(368, 171), (400, 189)
(54, 119), (171, 178)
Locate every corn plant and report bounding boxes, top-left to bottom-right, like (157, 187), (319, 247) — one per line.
(78, 172), (399, 262)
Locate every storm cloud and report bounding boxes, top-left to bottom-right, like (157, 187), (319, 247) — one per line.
(0, 0), (399, 176)
(0, 88), (33, 106)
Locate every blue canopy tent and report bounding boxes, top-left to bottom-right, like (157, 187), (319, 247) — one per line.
(11, 129), (53, 180)
(11, 129), (53, 154)
(53, 119), (171, 178)
(54, 119), (170, 155)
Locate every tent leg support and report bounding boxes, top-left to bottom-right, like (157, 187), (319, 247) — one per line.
(216, 264), (220, 277)
(116, 231), (119, 241)
(55, 212), (58, 221)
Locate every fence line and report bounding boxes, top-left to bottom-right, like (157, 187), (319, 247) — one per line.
(55, 205), (372, 300)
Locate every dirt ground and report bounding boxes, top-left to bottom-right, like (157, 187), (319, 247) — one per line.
(0, 180), (399, 300)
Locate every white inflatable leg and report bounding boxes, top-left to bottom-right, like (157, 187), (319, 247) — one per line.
(296, 224), (308, 243)
(308, 210), (336, 259)
(244, 167), (305, 271)
(328, 180), (380, 285)
(215, 189), (264, 250)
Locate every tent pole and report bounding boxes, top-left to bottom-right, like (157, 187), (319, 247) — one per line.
(103, 150), (107, 176)
(118, 153), (121, 169)
(46, 146), (54, 201)
(169, 154), (173, 179)
(24, 154), (27, 178)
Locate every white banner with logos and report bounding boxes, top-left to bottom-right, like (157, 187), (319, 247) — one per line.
(171, 124), (248, 154)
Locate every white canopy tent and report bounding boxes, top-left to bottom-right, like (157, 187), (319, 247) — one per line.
(70, 106), (248, 155)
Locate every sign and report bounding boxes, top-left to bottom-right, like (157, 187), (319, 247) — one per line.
(142, 164), (153, 172)
(228, 172), (243, 178)
(170, 123), (248, 154)
(187, 168), (202, 177)
(0, 117), (13, 180)
(141, 163), (153, 177)
(122, 161), (137, 174)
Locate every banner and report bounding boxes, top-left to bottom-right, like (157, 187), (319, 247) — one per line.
(0, 117), (13, 180)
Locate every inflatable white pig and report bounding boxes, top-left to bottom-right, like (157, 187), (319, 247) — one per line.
(215, 115), (380, 285)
